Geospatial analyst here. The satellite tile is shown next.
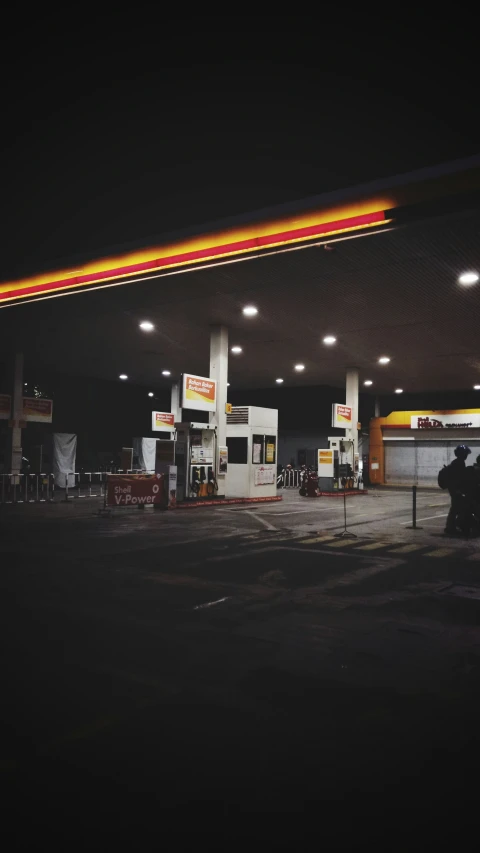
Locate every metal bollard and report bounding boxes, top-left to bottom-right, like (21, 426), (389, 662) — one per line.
(407, 484), (422, 530)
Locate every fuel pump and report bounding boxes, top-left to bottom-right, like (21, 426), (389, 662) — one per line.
(338, 439), (355, 489)
(318, 438), (357, 492)
(174, 422), (217, 502)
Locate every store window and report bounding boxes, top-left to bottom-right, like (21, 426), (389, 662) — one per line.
(252, 434), (264, 464)
(265, 436), (276, 464)
(226, 437), (248, 464)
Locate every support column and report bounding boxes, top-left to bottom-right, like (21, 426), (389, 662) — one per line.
(209, 325), (228, 497)
(374, 396), (380, 418)
(8, 352), (24, 475)
(346, 368), (359, 461)
(170, 381), (181, 422)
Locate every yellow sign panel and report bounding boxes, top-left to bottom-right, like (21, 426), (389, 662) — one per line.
(266, 442), (275, 463)
(318, 450), (333, 464)
(225, 403), (232, 414)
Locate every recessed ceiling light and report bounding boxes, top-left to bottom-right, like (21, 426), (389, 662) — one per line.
(242, 305), (258, 317)
(119, 374), (128, 380)
(323, 335), (336, 345)
(474, 385), (480, 390)
(162, 370), (171, 376)
(294, 364), (305, 371)
(395, 388), (403, 394)
(276, 378), (284, 384)
(458, 272), (479, 286)
(139, 320), (154, 331)
(148, 392), (154, 397)
(378, 356), (390, 365)
(231, 346), (243, 354)
(363, 380), (373, 386)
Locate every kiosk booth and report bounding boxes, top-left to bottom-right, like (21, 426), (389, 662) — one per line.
(226, 406), (278, 499)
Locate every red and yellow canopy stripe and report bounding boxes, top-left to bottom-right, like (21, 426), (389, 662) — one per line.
(0, 197), (392, 305)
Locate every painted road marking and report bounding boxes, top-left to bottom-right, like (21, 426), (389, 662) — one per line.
(325, 539), (364, 549)
(240, 533), (296, 546)
(388, 543), (426, 554)
(259, 508), (326, 516)
(401, 513), (448, 525)
(425, 548), (455, 558)
(193, 596), (232, 610)
(244, 510), (277, 531)
(300, 535), (336, 544)
(355, 541), (390, 551)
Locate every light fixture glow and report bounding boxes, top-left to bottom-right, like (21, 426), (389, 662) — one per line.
(378, 356), (390, 365)
(119, 374), (128, 380)
(242, 305), (258, 317)
(227, 382), (230, 387)
(294, 364), (305, 371)
(276, 378), (284, 384)
(395, 388), (403, 394)
(474, 385), (480, 390)
(323, 335), (336, 345)
(458, 272), (479, 286)
(139, 321), (154, 331)
(231, 346), (242, 354)
(363, 380), (373, 386)
(148, 392), (154, 397)
(162, 370), (171, 376)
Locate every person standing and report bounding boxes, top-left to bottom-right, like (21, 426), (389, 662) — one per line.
(445, 445), (471, 535)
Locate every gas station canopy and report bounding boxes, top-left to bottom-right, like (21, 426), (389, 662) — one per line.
(1, 156), (480, 393)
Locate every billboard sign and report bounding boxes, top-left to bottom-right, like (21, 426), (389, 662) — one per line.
(411, 414), (480, 429)
(106, 473), (165, 507)
(332, 403), (352, 429)
(152, 411), (175, 431)
(23, 397), (53, 423)
(182, 373), (216, 413)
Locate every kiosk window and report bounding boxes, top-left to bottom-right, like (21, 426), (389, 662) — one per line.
(265, 436), (276, 464)
(252, 435), (264, 464)
(226, 437), (248, 464)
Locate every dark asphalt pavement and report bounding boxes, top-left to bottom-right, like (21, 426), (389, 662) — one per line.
(2, 497), (480, 847)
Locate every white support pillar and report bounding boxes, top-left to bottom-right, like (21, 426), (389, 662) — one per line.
(9, 352), (24, 475)
(171, 381), (181, 422)
(209, 325), (228, 497)
(346, 368), (359, 461)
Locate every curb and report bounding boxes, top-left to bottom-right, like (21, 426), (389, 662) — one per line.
(174, 496), (283, 509)
(316, 490), (369, 497)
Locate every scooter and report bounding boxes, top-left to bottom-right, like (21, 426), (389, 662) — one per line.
(299, 467), (318, 497)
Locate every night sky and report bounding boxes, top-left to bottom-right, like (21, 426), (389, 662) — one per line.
(1, 32), (477, 281)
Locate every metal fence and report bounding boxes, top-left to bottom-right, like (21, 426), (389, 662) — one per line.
(279, 469), (364, 490)
(1, 473), (55, 504)
(281, 468), (302, 488)
(0, 470), (158, 504)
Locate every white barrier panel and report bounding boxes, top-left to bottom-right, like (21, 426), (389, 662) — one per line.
(282, 469), (302, 488)
(0, 472), (110, 503)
